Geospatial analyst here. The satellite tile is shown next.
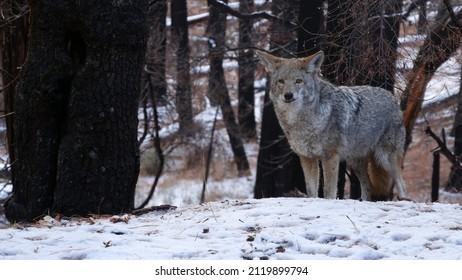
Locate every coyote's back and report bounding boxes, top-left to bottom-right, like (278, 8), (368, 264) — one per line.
(256, 50), (407, 201)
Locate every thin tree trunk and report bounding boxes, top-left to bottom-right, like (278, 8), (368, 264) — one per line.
(171, 0), (193, 132)
(237, 0), (256, 140)
(417, 0), (427, 34)
(207, 0), (250, 176)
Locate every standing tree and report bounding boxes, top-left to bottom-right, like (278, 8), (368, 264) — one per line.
(171, 0), (193, 132)
(237, 0), (257, 140)
(4, 0), (148, 222)
(206, 0), (250, 176)
(255, 0), (319, 198)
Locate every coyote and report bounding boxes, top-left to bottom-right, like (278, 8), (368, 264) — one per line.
(256, 50), (407, 201)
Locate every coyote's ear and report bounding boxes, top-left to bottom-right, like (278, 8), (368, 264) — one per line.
(256, 50), (281, 73)
(301, 51), (324, 74)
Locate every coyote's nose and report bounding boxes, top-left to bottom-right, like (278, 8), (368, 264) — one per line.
(284, 92), (295, 102)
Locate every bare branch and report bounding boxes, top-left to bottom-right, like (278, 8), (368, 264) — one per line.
(207, 0), (296, 28)
(425, 125), (462, 177)
(443, 0), (462, 28)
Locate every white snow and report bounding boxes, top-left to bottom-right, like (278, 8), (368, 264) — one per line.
(1, 198), (462, 260)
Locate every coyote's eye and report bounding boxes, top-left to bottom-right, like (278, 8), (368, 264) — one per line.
(295, 79), (303, 84)
(277, 79), (285, 84)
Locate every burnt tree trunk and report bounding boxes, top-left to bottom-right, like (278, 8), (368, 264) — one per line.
(296, 0), (323, 57)
(171, 0), (193, 132)
(5, 0), (147, 222)
(237, 0), (256, 140)
(254, 0), (306, 198)
(206, 0), (250, 176)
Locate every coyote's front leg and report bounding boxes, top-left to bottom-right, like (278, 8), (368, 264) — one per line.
(299, 156), (319, 198)
(322, 154), (340, 199)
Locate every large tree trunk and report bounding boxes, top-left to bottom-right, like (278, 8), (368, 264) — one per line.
(401, 9), (462, 149)
(5, 0), (147, 222)
(237, 0), (256, 140)
(171, 0), (193, 132)
(206, 0), (250, 176)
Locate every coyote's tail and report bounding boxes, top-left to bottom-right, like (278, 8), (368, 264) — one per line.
(368, 157), (393, 201)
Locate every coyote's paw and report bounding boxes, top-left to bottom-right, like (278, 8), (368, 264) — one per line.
(397, 196), (414, 202)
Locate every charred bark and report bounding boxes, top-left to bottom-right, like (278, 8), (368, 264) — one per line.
(5, 0), (147, 222)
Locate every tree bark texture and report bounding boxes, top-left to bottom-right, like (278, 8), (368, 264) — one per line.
(5, 0), (147, 222)
(207, 0), (250, 176)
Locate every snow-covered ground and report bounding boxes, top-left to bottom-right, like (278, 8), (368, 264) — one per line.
(1, 198), (461, 260)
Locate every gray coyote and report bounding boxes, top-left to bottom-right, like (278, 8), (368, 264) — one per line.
(256, 50), (407, 201)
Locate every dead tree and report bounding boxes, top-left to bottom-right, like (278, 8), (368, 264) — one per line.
(206, 0), (250, 177)
(5, 0), (147, 222)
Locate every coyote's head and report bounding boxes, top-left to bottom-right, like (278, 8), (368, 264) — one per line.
(256, 51), (324, 108)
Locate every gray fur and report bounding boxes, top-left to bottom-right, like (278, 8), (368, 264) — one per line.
(256, 50), (407, 201)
